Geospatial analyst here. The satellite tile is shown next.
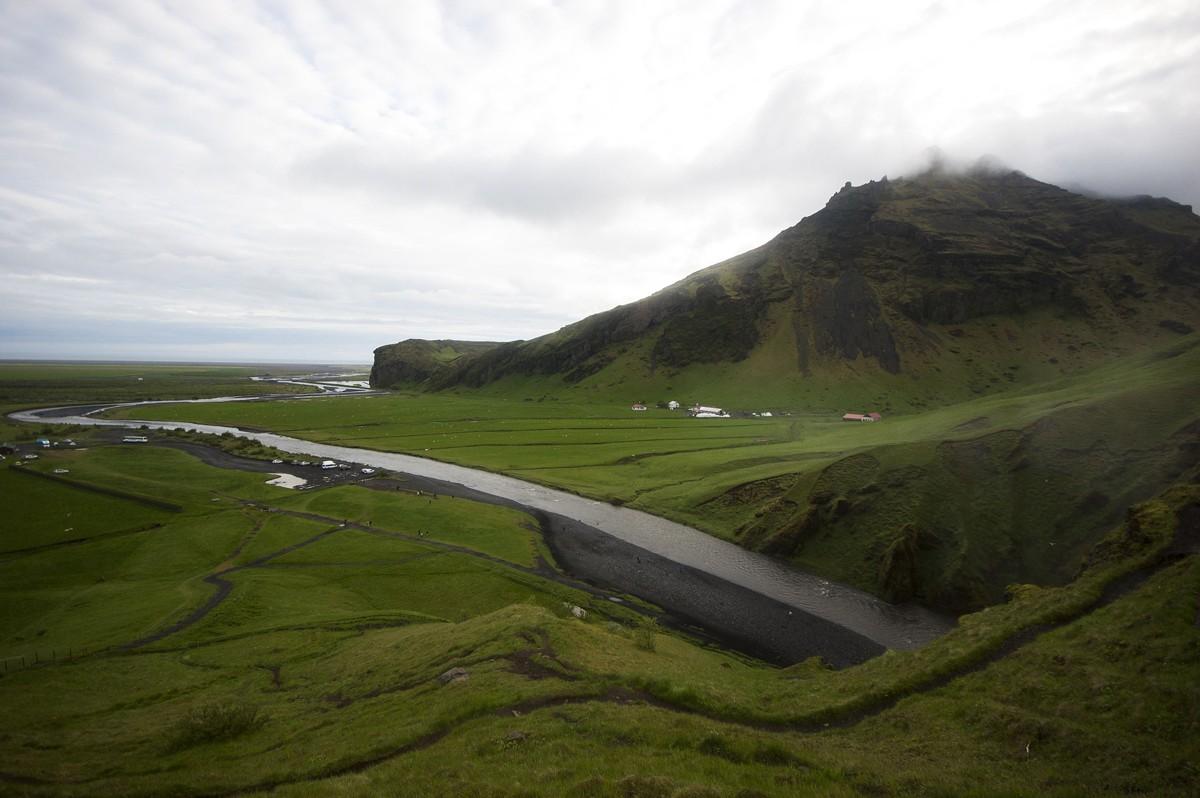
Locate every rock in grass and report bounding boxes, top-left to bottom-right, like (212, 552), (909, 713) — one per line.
(562, 601), (588, 619)
(437, 667), (469, 685)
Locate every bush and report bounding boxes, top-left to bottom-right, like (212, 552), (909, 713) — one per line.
(615, 775), (674, 798)
(633, 626), (656, 652)
(751, 741), (807, 767)
(168, 701), (266, 750)
(696, 732), (743, 762)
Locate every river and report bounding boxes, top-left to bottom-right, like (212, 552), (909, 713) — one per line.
(11, 393), (955, 658)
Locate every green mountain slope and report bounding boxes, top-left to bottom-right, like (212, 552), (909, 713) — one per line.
(373, 169), (1199, 411)
(370, 338), (502, 389)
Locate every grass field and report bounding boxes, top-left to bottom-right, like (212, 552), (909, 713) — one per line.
(3, 354), (1198, 795)
(103, 335), (1200, 610)
(0, 361), (341, 446)
(0, 437), (1196, 795)
(0, 361), (331, 407)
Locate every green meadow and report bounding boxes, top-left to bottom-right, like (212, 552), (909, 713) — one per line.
(0, 437), (1196, 796)
(0, 361), (321, 418)
(105, 335), (1200, 609)
(2, 349), (1197, 796)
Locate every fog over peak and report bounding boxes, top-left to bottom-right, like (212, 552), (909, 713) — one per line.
(1, 1), (1197, 362)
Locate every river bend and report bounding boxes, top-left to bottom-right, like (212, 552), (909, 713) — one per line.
(12, 398), (955, 652)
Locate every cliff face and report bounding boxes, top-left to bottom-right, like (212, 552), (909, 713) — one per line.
(373, 170), (1200, 401)
(369, 339), (502, 389)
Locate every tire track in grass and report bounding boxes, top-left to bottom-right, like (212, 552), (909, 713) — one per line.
(120, 521), (343, 651)
(0, 521), (166, 559)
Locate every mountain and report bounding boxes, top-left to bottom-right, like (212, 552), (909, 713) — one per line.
(368, 170), (1199, 612)
(370, 339), (502, 389)
(371, 169), (1199, 410)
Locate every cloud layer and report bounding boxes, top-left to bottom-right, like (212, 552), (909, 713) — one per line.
(2, 0), (1198, 362)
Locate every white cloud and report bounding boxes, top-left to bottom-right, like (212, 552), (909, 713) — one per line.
(0, 0), (1197, 362)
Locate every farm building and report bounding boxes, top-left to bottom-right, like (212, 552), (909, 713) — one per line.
(691, 404), (730, 418)
(667, 400), (680, 410)
(842, 413), (872, 422)
(631, 403), (647, 411)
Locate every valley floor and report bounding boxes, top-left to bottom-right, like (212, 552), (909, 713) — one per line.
(0, 428), (1196, 796)
(101, 336), (1200, 612)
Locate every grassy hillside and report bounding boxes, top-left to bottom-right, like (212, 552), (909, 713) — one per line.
(370, 339), (502, 389)
(372, 171), (1200, 412)
(110, 335), (1200, 612)
(0, 436), (1196, 796)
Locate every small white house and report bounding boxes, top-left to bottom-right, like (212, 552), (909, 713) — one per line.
(667, 400), (680, 410)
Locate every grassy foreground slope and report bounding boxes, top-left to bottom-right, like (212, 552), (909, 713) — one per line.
(109, 335), (1200, 612)
(0, 437), (1196, 796)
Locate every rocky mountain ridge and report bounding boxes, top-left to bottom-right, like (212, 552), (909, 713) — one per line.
(372, 169), (1199, 407)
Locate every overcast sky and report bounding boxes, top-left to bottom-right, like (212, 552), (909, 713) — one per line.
(2, 0), (1198, 363)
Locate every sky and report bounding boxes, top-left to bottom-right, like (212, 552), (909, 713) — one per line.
(2, 1), (1198, 363)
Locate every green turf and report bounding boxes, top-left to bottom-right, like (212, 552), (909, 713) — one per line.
(0, 467), (171, 552)
(274, 485), (548, 568)
(102, 335), (1200, 611)
(3, 351), (1198, 795)
(0, 480), (1194, 796)
(0, 443), (607, 669)
(0, 361), (323, 409)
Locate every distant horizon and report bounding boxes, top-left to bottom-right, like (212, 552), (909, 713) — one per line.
(0, 357), (372, 368)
